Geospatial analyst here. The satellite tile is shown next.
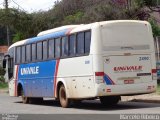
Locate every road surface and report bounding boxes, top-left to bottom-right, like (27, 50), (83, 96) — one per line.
(0, 93), (160, 114)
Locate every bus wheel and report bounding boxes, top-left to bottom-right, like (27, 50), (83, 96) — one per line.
(59, 85), (70, 108)
(100, 96), (120, 106)
(21, 89), (29, 104)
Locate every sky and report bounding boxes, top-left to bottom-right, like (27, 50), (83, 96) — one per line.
(0, 0), (57, 13)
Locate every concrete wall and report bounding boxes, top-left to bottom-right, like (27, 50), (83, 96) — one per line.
(0, 46), (8, 67)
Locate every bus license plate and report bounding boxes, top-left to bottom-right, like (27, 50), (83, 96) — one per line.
(124, 80), (134, 84)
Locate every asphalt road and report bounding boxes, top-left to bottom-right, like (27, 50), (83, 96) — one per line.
(0, 93), (160, 114)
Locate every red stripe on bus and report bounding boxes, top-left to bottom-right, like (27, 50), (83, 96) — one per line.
(14, 65), (19, 96)
(65, 28), (74, 35)
(54, 60), (60, 97)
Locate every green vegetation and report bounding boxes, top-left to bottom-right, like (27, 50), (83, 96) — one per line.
(0, 67), (5, 83)
(0, 67), (5, 75)
(149, 18), (160, 37)
(0, 66), (8, 89)
(0, 67), (7, 89)
(0, 0), (160, 44)
(0, 82), (8, 89)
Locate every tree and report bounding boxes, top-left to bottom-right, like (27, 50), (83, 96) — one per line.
(1, 0), (160, 44)
(149, 18), (160, 37)
(0, 8), (33, 43)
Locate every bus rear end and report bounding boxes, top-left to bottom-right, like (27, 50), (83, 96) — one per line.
(94, 21), (157, 104)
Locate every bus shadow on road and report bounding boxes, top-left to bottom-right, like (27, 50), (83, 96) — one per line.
(14, 99), (160, 111)
(15, 99), (61, 107)
(68, 100), (160, 111)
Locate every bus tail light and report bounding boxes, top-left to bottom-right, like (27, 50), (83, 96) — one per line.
(152, 69), (157, 80)
(95, 72), (104, 76)
(95, 72), (104, 84)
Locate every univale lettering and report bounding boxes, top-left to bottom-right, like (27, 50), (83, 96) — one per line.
(21, 66), (39, 75)
(114, 66), (142, 72)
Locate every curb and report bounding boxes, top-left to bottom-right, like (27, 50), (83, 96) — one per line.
(0, 89), (9, 94)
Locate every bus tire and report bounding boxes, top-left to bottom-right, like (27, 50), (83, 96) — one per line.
(59, 84), (70, 108)
(21, 88), (29, 104)
(100, 96), (120, 106)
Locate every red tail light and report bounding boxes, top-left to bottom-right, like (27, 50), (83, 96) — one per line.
(95, 72), (104, 76)
(152, 69), (157, 73)
(152, 69), (157, 80)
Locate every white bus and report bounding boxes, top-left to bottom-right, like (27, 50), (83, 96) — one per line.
(3, 20), (157, 108)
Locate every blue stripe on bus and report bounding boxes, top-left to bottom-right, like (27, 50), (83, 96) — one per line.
(103, 74), (115, 85)
(25, 29), (68, 44)
(17, 60), (58, 97)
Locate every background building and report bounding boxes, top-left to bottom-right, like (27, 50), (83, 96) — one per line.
(0, 46), (8, 67)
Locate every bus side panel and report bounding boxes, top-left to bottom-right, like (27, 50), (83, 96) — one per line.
(17, 60), (57, 97)
(57, 55), (95, 98)
(42, 78), (54, 97)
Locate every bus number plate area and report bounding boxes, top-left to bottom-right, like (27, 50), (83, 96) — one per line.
(124, 80), (134, 84)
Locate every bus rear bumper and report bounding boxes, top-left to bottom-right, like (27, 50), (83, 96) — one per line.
(96, 81), (157, 96)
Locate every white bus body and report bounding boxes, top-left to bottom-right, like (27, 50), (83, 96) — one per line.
(4, 20), (157, 107)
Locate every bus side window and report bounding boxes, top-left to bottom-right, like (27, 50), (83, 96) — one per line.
(69, 34), (76, 56)
(77, 32), (85, 55)
(49, 39), (55, 58)
(32, 44), (36, 61)
(16, 46), (21, 64)
(21, 45), (26, 63)
(37, 42), (42, 61)
(26, 44), (31, 62)
(85, 31), (91, 54)
(61, 36), (68, 57)
(43, 41), (48, 60)
(55, 38), (61, 58)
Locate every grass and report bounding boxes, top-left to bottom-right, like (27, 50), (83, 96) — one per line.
(0, 82), (8, 89)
